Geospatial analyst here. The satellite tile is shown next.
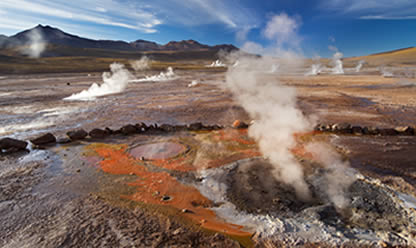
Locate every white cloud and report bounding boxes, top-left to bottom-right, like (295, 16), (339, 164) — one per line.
(147, 0), (258, 29)
(0, 0), (259, 39)
(322, 0), (416, 19)
(0, 0), (162, 33)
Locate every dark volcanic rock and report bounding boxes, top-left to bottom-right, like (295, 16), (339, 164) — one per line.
(160, 124), (175, 132)
(104, 127), (115, 134)
(379, 128), (398, 136)
(0, 138), (28, 151)
(174, 125), (187, 131)
(332, 123), (352, 134)
(188, 122), (204, 131)
(67, 129), (88, 140)
(89, 129), (109, 139)
(367, 127), (380, 135)
(30, 133), (56, 145)
(211, 124), (223, 130)
(57, 137), (71, 144)
(315, 123), (331, 132)
(351, 126), (363, 135)
(394, 126), (414, 135)
(232, 120), (249, 129)
(120, 124), (137, 135)
(135, 123), (147, 132)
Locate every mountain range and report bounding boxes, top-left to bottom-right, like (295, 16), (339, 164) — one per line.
(0, 24), (237, 56)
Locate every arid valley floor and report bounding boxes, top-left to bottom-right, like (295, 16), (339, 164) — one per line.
(1, 64), (416, 247)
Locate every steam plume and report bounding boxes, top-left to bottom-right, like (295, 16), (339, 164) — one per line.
(328, 46), (344, 74)
(380, 66), (393, 77)
(355, 60), (365, 72)
(225, 13), (355, 206)
(22, 29), (46, 58)
(226, 13), (313, 200)
(130, 56), (150, 71)
(331, 51), (344, 74)
(306, 63), (323, 76)
(227, 58), (312, 200)
(64, 63), (132, 101)
(188, 80), (199, 88)
(207, 60), (226, 67)
(130, 67), (176, 82)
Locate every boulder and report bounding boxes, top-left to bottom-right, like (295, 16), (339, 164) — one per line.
(188, 122), (203, 131)
(379, 128), (398, 136)
(135, 123), (148, 132)
(160, 124), (175, 132)
(67, 129), (88, 140)
(89, 129), (109, 139)
(120, 124), (137, 135)
(147, 124), (159, 132)
(30, 133), (56, 145)
(315, 123), (331, 132)
(367, 127), (380, 135)
(351, 126), (363, 135)
(232, 120), (248, 129)
(57, 137), (71, 144)
(105, 127), (115, 134)
(394, 126), (414, 135)
(212, 124), (223, 130)
(332, 123), (352, 134)
(0, 138), (28, 151)
(174, 125), (187, 131)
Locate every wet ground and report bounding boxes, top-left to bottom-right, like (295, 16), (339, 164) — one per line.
(1, 68), (416, 247)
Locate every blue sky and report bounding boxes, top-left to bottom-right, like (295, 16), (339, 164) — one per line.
(0, 0), (415, 57)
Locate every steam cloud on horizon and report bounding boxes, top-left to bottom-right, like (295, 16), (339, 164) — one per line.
(21, 29), (46, 58)
(130, 56), (150, 71)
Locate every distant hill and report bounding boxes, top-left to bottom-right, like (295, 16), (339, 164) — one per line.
(344, 47), (416, 67)
(0, 24), (238, 57)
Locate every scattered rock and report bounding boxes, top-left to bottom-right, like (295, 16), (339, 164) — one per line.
(89, 128), (109, 139)
(379, 128), (398, 136)
(0, 138), (28, 151)
(174, 125), (187, 131)
(351, 126), (363, 135)
(315, 123), (331, 132)
(67, 129), (88, 140)
(57, 137), (71, 144)
(160, 124), (175, 132)
(135, 123), (147, 132)
(120, 124), (137, 135)
(30, 133), (56, 145)
(232, 120), (248, 129)
(104, 127), (115, 134)
(332, 123), (352, 134)
(367, 127), (380, 135)
(394, 126), (414, 135)
(181, 208), (193, 213)
(188, 122), (203, 131)
(172, 228), (183, 235)
(147, 124), (159, 132)
(161, 195), (171, 201)
(211, 124), (223, 130)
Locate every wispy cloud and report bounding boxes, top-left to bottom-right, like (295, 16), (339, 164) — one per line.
(322, 0), (416, 20)
(0, 0), (258, 37)
(0, 0), (162, 33)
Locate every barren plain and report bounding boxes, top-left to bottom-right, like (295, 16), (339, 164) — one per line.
(1, 63), (416, 247)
